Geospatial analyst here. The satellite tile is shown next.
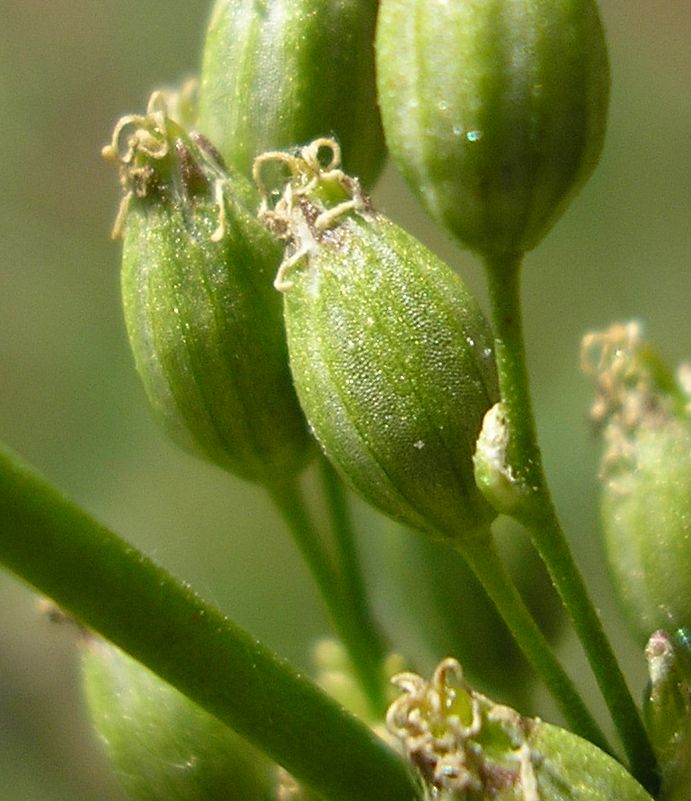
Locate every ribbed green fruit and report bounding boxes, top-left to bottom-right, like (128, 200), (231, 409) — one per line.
(376, 0), (610, 257)
(105, 94), (312, 485)
(260, 140), (499, 541)
(198, 0), (385, 188)
(81, 637), (272, 801)
(602, 422), (691, 644)
(583, 322), (691, 644)
(387, 658), (654, 801)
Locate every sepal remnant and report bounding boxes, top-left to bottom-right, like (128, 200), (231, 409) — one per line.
(387, 658), (654, 801)
(644, 629), (691, 800)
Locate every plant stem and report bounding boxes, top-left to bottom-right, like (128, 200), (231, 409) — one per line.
(482, 254), (658, 792)
(318, 456), (391, 678)
(0, 443), (420, 801)
(267, 475), (388, 714)
(458, 531), (611, 753)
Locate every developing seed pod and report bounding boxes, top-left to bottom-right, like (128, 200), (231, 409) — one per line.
(582, 322), (691, 644)
(376, 0), (610, 257)
(81, 636), (272, 801)
(387, 658), (654, 801)
(198, 0), (385, 188)
(104, 92), (311, 485)
(257, 139), (499, 541)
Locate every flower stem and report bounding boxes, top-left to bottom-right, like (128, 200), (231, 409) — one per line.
(268, 474), (388, 714)
(318, 456), (391, 682)
(0, 443), (420, 801)
(458, 531), (611, 753)
(482, 253), (658, 792)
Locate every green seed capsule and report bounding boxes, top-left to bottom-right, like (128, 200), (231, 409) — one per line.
(198, 0), (385, 188)
(376, 0), (610, 257)
(602, 422), (691, 642)
(583, 322), (691, 643)
(257, 139), (499, 540)
(104, 92), (311, 485)
(387, 658), (654, 801)
(81, 637), (272, 801)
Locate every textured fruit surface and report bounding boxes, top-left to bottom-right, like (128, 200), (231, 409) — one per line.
(261, 141), (499, 540)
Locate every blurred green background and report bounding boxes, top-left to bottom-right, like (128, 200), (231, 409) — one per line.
(0, 2), (689, 799)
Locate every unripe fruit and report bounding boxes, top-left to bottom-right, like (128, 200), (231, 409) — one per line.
(583, 322), (691, 644)
(601, 421), (691, 643)
(257, 139), (499, 540)
(198, 0), (385, 188)
(387, 658), (654, 801)
(104, 92), (312, 485)
(81, 637), (272, 801)
(376, 0), (610, 257)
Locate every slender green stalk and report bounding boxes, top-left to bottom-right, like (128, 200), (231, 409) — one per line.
(458, 531), (611, 753)
(0, 443), (420, 801)
(483, 254), (658, 792)
(262, 476), (388, 714)
(318, 456), (391, 683)
(318, 456), (374, 645)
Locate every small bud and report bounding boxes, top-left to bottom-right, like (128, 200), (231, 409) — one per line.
(643, 629), (691, 800)
(257, 139), (499, 541)
(81, 637), (272, 801)
(198, 0), (385, 188)
(376, 0), (610, 257)
(583, 322), (691, 643)
(104, 92), (312, 485)
(387, 658), (654, 801)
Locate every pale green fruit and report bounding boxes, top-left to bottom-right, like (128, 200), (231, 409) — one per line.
(602, 422), (691, 644)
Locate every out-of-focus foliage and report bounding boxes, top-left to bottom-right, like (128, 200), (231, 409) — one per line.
(0, 2), (689, 800)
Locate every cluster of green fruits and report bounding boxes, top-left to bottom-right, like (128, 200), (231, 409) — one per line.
(85, 1), (690, 800)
